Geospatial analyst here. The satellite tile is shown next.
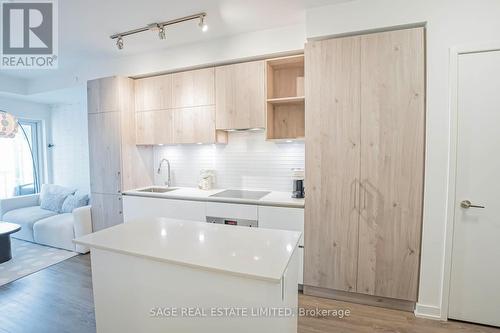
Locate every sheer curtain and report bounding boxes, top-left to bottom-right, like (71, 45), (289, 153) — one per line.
(0, 121), (39, 199)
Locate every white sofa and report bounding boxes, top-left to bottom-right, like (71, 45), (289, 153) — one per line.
(0, 194), (92, 253)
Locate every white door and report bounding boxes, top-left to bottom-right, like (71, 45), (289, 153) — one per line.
(449, 50), (500, 327)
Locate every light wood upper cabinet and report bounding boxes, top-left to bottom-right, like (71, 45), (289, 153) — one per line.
(172, 106), (217, 144)
(215, 61), (266, 130)
(135, 110), (173, 145)
(304, 36), (361, 293)
(87, 76), (121, 113)
(171, 67), (215, 108)
(134, 75), (172, 111)
(357, 28), (425, 302)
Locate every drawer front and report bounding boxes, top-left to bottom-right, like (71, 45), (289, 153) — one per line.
(205, 202), (258, 220)
(258, 206), (304, 245)
(123, 196), (206, 222)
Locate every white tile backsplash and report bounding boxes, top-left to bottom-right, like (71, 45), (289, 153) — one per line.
(154, 131), (305, 192)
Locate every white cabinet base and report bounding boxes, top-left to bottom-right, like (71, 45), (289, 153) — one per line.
(91, 248), (298, 333)
(259, 206), (304, 284)
(123, 195), (205, 222)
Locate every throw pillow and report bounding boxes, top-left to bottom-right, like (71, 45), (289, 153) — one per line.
(61, 192), (90, 213)
(39, 184), (76, 213)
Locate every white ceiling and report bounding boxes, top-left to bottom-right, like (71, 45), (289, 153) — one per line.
(5, 0), (348, 80)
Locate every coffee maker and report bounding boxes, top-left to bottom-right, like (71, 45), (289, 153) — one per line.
(291, 168), (305, 198)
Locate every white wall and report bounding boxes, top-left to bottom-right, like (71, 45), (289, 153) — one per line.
(50, 103), (90, 193)
(154, 131), (304, 192)
(306, 0), (500, 320)
(27, 24), (306, 94)
(0, 97), (52, 184)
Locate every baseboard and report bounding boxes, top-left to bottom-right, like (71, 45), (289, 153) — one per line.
(303, 285), (415, 312)
(414, 303), (443, 320)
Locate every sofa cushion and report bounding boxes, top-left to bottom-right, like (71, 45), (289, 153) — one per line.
(40, 184), (76, 213)
(61, 192), (89, 213)
(33, 213), (75, 252)
(3, 206), (58, 242)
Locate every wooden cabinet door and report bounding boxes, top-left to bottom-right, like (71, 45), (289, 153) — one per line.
(215, 61), (266, 129)
(90, 193), (123, 231)
(172, 106), (216, 144)
(171, 68), (215, 108)
(87, 77), (120, 114)
(88, 112), (122, 194)
(136, 110), (173, 145)
(134, 75), (172, 111)
(357, 28), (425, 301)
(304, 36), (361, 292)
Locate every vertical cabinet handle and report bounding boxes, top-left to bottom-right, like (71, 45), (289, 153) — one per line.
(353, 181), (357, 209)
(363, 183), (367, 209)
(117, 170), (121, 193)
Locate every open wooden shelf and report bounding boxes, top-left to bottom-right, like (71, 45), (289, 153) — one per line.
(266, 54), (305, 140)
(267, 96), (305, 104)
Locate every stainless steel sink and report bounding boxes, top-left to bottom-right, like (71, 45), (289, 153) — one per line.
(138, 187), (177, 193)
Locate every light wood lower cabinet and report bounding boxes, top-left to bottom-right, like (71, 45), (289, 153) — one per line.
(357, 28), (425, 301)
(304, 35), (361, 293)
(304, 27), (425, 303)
(90, 193), (123, 231)
(88, 111), (122, 194)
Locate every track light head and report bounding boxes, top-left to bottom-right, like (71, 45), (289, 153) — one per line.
(116, 36), (124, 50)
(158, 25), (166, 40)
(199, 15), (208, 32)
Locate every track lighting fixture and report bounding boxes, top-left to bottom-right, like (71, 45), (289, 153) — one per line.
(116, 36), (123, 50)
(110, 12), (207, 50)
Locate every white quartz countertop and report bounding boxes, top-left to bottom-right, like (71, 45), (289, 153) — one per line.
(74, 218), (301, 282)
(122, 186), (305, 208)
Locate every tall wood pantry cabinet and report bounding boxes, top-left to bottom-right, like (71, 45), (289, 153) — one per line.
(304, 27), (425, 305)
(87, 76), (154, 231)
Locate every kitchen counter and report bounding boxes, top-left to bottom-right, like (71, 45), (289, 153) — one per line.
(74, 218), (301, 282)
(122, 186), (305, 208)
(74, 218), (300, 332)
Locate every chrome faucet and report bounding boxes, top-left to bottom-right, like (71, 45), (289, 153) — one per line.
(157, 158), (171, 187)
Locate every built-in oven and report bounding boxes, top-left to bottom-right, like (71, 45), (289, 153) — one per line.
(206, 216), (258, 228)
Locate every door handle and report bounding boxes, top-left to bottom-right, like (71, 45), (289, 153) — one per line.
(460, 200), (485, 209)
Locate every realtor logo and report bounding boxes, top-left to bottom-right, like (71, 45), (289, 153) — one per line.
(1, 0), (58, 68)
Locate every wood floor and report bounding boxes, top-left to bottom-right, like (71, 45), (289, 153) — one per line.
(0, 254), (498, 333)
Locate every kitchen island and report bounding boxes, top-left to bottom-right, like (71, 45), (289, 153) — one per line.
(74, 218), (301, 333)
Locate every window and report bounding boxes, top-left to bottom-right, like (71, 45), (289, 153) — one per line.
(0, 120), (41, 198)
